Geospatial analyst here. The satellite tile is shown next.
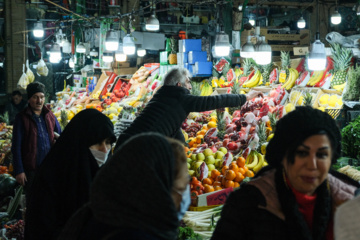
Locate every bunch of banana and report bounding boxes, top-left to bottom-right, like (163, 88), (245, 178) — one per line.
(245, 151), (267, 173)
(307, 70), (324, 86)
(242, 70), (261, 88)
(200, 81), (213, 96)
(281, 68), (299, 90)
(332, 81), (346, 92)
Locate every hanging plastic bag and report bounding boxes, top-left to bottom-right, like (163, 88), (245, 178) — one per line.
(36, 58), (48, 76)
(26, 59), (35, 83)
(17, 64), (29, 89)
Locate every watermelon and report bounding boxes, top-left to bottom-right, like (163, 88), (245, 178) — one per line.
(227, 69), (236, 82)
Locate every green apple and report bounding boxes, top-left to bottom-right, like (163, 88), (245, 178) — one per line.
(187, 158), (192, 163)
(193, 161), (203, 171)
(191, 154), (197, 161)
(187, 163), (191, 169)
(203, 148), (213, 157)
(207, 164), (216, 172)
(197, 153), (205, 161)
(188, 170), (195, 176)
(215, 159), (223, 168)
(219, 147), (228, 154)
(205, 155), (216, 165)
(215, 151), (225, 160)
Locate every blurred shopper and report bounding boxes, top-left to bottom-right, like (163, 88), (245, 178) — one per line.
(4, 90), (27, 124)
(115, 67), (263, 149)
(212, 106), (360, 240)
(11, 82), (61, 200)
(59, 133), (189, 240)
(25, 109), (116, 240)
(335, 194), (360, 240)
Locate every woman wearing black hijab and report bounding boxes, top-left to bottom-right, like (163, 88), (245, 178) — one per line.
(58, 132), (188, 240)
(25, 109), (116, 240)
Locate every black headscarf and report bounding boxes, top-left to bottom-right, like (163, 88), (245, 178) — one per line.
(266, 106), (341, 168)
(89, 132), (179, 240)
(25, 109), (115, 240)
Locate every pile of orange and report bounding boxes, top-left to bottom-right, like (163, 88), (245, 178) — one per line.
(202, 156), (254, 193)
(0, 165), (9, 174)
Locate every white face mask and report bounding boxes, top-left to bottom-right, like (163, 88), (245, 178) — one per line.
(89, 148), (111, 167)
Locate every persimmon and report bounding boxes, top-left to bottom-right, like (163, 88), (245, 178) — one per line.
(204, 185), (215, 193)
(224, 180), (235, 188)
(196, 135), (204, 144)
(191, 177), (199, 185)
(238, 167), (246, 176)
(202, 178), (213, 185)
(234, 182), (240, 188)
(225, 170), (236, 181)
(214, 186), (223, 191)
(245, 170), (255, 178)
(229, 163), (239, 173)
(221, 166), (229, 175)
(211, 169), (221, 180)
(213, 181), (222, 187)
(236, 157), (246, 168)
(234, 172), (244, 182)
(216, 175), (224, 182)
(222, 177), (227, 186)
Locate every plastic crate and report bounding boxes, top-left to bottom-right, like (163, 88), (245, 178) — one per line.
(189, 204), (221, 212)
(347, 110), (360, 123)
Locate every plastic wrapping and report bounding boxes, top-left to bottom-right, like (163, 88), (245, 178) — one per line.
(17, 64), (29, 89)
(26, 60), (35, 83)
(36, 58), (48, 76)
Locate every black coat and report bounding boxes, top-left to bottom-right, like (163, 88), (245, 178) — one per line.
(115, 86), (246, 149)
(211, 169), (359, 240)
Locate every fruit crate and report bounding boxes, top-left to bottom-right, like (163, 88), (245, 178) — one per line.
(286, 87), (321, 107)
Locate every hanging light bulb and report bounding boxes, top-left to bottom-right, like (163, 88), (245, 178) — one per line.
(103, 51), (114, 63)
(297, 17), (306, 29)
(308, 34), (327, 71)
(357, 3), (360, 16)
(241, 36), (255, 58)
(137, 48), (146, 57)
(331, 10), (341, 25)
(76, 42), (86, 53)
(69, 56), (75, 68)
(123, 34), (136, 55)
(33, 21), (44, 38)
(49, 43), (62, 63)
(255, 36), (272, 65)
(90, 48), (98, 57)
(105, 30), (119, 51)
(214, 31), (230, 57)
(62, 38), (71, 54)
(146, 12), (160, 31)
(115, 44), (127, 62)
(249, 19), (255, 26)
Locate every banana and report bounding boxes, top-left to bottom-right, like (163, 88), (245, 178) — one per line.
(245, 152), (253, 165)
(285, 68), (299, 90)
(242, 70), (261, 88)
(332, 81), (346, 92)
(307, 70), (324, 86)
(253, 152), (265, 173)
(246, 151), (259, 169)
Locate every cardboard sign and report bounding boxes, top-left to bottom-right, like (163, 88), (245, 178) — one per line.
(206, 187), (233, 206)
(293, 47), (309, 56)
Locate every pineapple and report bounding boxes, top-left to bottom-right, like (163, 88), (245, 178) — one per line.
(60, 110), (68, 130)
(240, 58), (252, 78)
(303, 92), (313, 106)
(257, 122), (267, 151)
(330, 43), (352, 87)
(0, 111), (9, 125)
(168, 37), (177, 65)
(261, 63), (273, 85)
(279, 51), (290, 83)
(268, 112), (278, 133)
(216, 109), (226, 140)
(229, 81), (241, 115)
(191, 81), (201, 96)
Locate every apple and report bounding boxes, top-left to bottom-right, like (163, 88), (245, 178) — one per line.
(219, 147), (228, 154)
(211, 145), (218, 153)
(187, 158), (192, 163)
(207, 164), (216, 172)
(191, 154), (197, 161)
(215, 159), (223, 168)
(215, 151), (225, 160)
(205, 155), (215, 165)
(188, 170), (195, 176)
(187, 163), (191, 169)
(203, 148), (213, 157)
(197, 153), (205, 161)
(193, 161), (203, 171)
(227, 141), (238, 151)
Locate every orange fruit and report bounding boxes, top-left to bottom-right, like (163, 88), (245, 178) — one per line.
(210, 116), (217, 122)
(243, 166), (249, 172)
(188, 138), (196, 147)
(216, 175), (224, 182)
(204, 184), (215, 193)
(211, 169), (221, 180)
(208, 121), (217, 129)
(236, 157), (246, 167)
(234, 182), (240, 188)
(202, 124), (209, 131)
(234, 172), (244, 182)
(213, 181), (222, 187)
(196, 135), (204, 144)
(229, 163), (239, 172)
(225, 180), (235, 188)
(202, 178), (213, 185)
(222, 177), (227, 186)
(225, 170), (236, 181)
(222, 166), (229, 175)
(238, 167), (246, 175)
(245, 170), (255, 178)
(214, 186), (223, 191)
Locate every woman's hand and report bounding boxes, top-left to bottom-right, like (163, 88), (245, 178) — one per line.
(16, 172), (27, 186)
(246, 90), (264, 101)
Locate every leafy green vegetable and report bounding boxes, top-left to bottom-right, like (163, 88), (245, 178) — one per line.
(341, 115), (360, 159)
(178, 227), (202, 240)
(343, 66), (360, 101)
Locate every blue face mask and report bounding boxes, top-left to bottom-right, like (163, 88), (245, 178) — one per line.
(177, 184), (191, 221)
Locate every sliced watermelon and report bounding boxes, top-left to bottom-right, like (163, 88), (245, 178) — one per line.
(227, 69), (236, 82)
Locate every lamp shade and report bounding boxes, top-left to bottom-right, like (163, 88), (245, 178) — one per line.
(137, 48), (146, 57)
(297, 17), (306, 29)
(331, 11), (341, 25)
(123, 34), (136, 55)
(90, 49), (98, 57)
(308, 39), (327, 71)
(103, 51), (114, 63)
(33, 21), (44, 38)
(241, 36), (255, 58)
(145, 13), (160, 31)
(69, 56), (75, 68)
(249, 19), (255, 26)
(256, 36), (272, 65)
(214, 31), (230, 57)
(76, 42), (86, 53)
(105, 30), (119, 51)
(49, 43), (61, 63)
(115, 52), (127, 62)
(62, 39), (71, 53)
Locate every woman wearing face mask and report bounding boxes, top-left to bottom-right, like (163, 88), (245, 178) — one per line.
(211, 106), (360, 240)
(58, 132), (189, 240)
(25, 109), (116, 240)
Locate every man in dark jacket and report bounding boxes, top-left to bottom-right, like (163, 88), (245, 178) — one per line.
(4, 90), (27, 124)
(115, 67), (262, 149)
(11, 82), (61, 200)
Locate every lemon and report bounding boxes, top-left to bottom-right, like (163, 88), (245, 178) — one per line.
(261, 142), (268, 155)
(336, 96), (343, 106)
(67, 111), (75, 120)
(319, 94), (330, 106)
(328, 95), (337, 108)
(208, 121), (217, 129)
(267, 133), (274, 142)
(285, 102), (295, 113)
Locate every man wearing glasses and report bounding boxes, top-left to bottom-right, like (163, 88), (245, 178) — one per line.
(115, 67), (263, 149)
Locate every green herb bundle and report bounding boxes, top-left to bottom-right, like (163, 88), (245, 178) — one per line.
(341, 115), (360, 159)
(343, 65), (360, 101)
